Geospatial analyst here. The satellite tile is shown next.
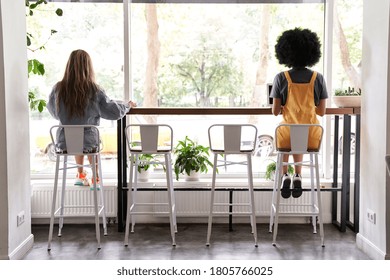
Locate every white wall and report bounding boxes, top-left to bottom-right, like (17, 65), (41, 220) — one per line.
(0, 0), (7, 259)
(357, 1), (390, 259)
(0, 0), (33, 259)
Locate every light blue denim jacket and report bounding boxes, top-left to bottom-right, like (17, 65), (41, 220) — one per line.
(47, 86), (130, 151)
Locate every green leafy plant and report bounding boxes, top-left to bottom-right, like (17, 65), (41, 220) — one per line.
(265, 160), (294, 180)
(173, 136), (213, 180)
(26, 0), (63, 112)
(129, 141), (158, 173)
(334, 86), (362, 96)
(136, 154), (157, 173)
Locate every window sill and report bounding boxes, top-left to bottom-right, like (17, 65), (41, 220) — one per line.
(30, 177), (335, 189)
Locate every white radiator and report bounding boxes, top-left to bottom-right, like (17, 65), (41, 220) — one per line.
(31, 184), (333, 223)
(31, 184), (117, 218)
(154, 190), (331, 217)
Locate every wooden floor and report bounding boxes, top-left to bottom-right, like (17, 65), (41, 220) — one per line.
(23, 223), (370, 260)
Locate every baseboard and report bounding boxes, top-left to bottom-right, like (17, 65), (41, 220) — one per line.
(7, 234), (34, 260)
(356, 233), (387, 260)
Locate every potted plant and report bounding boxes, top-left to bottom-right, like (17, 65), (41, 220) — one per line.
(333, 86), (362, 107)
(173, 136), (213, 181)
(135, 154), (157, 182)
(265, 160), (294, 181)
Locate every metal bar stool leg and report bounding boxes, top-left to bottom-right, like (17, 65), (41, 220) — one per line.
(206, 154), (218, 246)
(164, 154), (176, 246)
(131, 154), (139, 233)
(269, 179), (277, 233)
(91, 155), (101, 249)
(310, 154), (317, 234)
(247, 154), (258, 247)
(48, 155), (61, 251)
(124, 154), (135, 246)
(315, 154), (325, 247)
(167, 153), (177, 232)
(272, 153), (283, 246)
(269, 152), (282, 233)
(97, 154), (107, 236)
(58, 155), (68, 237)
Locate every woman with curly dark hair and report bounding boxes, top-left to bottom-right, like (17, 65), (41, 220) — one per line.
(270, 28), (328, 199)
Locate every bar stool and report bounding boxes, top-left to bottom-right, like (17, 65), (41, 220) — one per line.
(47, 125), (107, 250)
(124, 124), (177, 246)
(206, 124), (258, 247)
(269, 123), (324, 247)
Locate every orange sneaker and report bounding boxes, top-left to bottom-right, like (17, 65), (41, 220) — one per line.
(74, 171), (89, 186)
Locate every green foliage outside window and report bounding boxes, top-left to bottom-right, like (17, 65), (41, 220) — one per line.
(26, 0), (63, 112)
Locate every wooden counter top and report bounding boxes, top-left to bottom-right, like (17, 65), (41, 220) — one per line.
(127, 107), (360, 115)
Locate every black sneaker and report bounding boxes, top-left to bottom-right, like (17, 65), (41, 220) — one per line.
(280, 174), (291, 199)
(292, 174), (303, 198)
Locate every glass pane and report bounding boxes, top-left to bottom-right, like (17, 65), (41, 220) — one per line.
(331, 0), (362, 96)
(331, 0), (362, 177)
(28, 2), (124, 177)
(131, 3), (325, 108)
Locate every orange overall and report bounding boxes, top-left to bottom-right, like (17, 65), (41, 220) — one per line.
(276, 71), (322, 150)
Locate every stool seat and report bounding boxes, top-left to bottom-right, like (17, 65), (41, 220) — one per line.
(206, 124), (258, 247)
(130, 148), (171, 153)
(47, 125), (107, 250)
(211, 148), (254, 153)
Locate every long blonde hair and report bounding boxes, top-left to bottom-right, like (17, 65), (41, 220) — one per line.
(56, 49), (99, 118)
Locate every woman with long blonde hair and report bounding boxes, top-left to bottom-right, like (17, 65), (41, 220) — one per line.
(48, 49), (136, 187)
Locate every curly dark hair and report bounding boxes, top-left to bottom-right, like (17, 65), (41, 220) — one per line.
(275, 28), (322, 68)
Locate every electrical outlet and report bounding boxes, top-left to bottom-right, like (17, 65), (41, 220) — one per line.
(17, 211), (25, 227)
(367, 209), (376, 224)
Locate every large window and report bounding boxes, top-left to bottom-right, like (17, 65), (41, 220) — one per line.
(28, 0), (362, 180)
(130, 1), (325, 108)
(28, 1), (124, 176)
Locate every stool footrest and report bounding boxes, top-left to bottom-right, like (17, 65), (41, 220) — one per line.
(271, 212), (319, 217)
(53, 205), (105, 217)
(129, 211), (172, 215)
(213, 202), (251, 207)
(130, 202), (170, 207)
(273, 203), (317, 208)
(211, 212), (256, 216)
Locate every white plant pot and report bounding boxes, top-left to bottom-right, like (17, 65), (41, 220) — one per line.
(185, 170), (200, 181)
(137, 169), (150, 182)
(333, 96), (361, 108)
